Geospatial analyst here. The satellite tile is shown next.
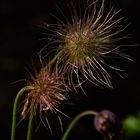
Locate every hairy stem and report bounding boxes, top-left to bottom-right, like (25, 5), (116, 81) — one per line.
(61, 110), (98, 140)
(11, 86), (34, 140)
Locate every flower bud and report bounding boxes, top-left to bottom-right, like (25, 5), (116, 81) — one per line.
(94, 110), (122, 140)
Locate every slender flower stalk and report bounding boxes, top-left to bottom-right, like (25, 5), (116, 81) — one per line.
(11, 86), (34, 140)
(26, 106), (34, 140)
(61, 110), (98, 140)
(42, 0), (132, 89)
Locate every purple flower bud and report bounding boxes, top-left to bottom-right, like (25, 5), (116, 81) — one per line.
(94, 110), (122, 140)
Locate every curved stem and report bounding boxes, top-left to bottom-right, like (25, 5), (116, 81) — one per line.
(61, 110), (98, 140)
(11, 86), (34, 140)
(26, 106), (34, 140)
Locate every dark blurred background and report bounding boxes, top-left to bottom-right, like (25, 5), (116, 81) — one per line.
(0, 0), (140, 140)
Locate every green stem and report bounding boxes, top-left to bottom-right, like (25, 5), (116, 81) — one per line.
(26, 106), (34, 140)
(49, 49), (63, 66)
(44, 49), (64, 71)
(11, 86), (34, 140)
(61, 110), (98, 140)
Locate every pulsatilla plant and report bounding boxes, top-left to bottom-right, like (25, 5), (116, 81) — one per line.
(11, 0), (134, 140)
(42, 0), (131, 89)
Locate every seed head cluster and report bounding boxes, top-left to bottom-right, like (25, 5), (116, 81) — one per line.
(42, 0), (131, 89)
(20, 0), (133, 133)
(21, 65), (67, 130)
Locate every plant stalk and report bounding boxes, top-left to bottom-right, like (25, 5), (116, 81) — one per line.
(11, 86), (34, 140)
(26, 106), (34, 140)
(61, 110), (98, 140)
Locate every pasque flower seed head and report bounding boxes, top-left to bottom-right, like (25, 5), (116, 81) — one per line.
(42, 0), (132, 89)
(21, 63), (68, 132)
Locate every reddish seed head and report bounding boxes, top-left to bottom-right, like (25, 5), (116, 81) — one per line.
(21, 64), (68, 131)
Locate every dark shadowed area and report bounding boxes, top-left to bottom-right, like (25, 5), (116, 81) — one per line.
(0, 0), (140, 140)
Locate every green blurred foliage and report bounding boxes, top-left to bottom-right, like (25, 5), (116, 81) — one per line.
(123, 112), (140, 139)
